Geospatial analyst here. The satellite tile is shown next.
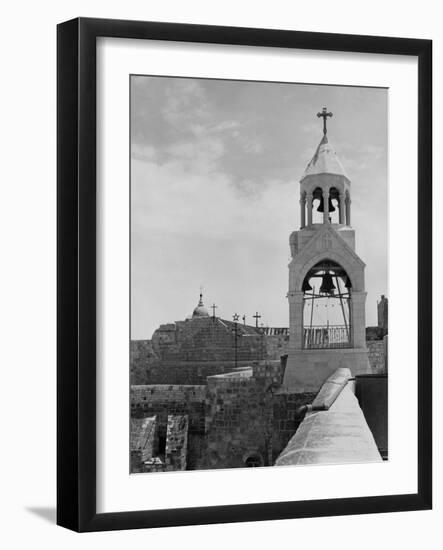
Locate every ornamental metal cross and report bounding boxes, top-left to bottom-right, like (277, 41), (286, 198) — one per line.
(317, 107), (333, 135)
(211, 303), (218, 318)
(253, 311), (261, 328)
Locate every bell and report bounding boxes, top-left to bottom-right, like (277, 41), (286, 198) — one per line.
(302, 278), (312, 292)
(319, 272), (336, 295)
(317, 196), (336, 213)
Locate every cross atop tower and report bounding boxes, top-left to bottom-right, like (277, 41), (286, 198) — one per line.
(253, 312), (261, 328)
(211, 303), (218, 318)
(317, 107), (333, 135)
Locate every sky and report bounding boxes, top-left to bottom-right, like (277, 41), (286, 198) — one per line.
(130, 76), (388, 339)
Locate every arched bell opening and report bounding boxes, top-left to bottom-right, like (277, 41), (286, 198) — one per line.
(311, 187), (325, 224)
(311, 187), (340, 224)
(327, 187), (340, 224)
(301, 260), (352, 349)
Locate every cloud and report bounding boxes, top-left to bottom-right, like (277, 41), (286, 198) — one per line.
(130, 76), (388, 337)
(131, 158), (294, 242)
(131, 143), (157, 162)
(212, 120), (241, 133)
(161, 79), (210, 129)
(131, 154), (296, 337)
(235, 134), (265, 155)
(165, 136), (225, 170)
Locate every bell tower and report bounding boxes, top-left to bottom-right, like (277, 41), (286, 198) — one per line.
(283, 108), (370, 392)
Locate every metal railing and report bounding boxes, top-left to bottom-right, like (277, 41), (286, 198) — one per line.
(303, 325), (351, 349)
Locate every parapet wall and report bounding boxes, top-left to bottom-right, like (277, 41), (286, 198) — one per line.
(275, 369), (382, 466)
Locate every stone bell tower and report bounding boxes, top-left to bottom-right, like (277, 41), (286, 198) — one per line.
(283, 108), (370, 392)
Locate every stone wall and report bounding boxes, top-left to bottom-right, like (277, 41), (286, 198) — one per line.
(130, 340), (158, 385)
(131, 322), (290, 385)
(367, 339), (387, 374)
(131, 385), (206, 434)
(197, 371), (274, 469)
(131, 385), (206, 471)
(130, 359), (362, 472)
(271, 391), (317, 461)
(134, 359), (273, 386)
(130, 416), (157, 473)
(131, 334), (386, 386)
(194, 361), (299, 470)
(165, 415), (188, 471)
(132, 414), (190, 473)
(264, 333), (290, 360)
(151, 317), (266, 362)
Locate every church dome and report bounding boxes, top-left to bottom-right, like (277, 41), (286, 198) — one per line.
(301, 135), (349, 182)
(192, 292), (209, 318)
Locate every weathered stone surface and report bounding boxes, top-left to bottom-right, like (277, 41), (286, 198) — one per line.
(151, 317), (268, 363)
(367, 340), (387, 374)
(275, 379), (382, 467)
(271, 391), (317, 460)
(130, 340), (158, 384)
(131, 360), (266, 386)
(311, 367), (351, 409)
(130, 416), (157, 473)
(165, 415), (188, 471)
(131, 385), (206, 437)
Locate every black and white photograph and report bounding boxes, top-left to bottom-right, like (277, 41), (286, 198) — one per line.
(0, 0), (437, 544)
(129, 76), (388, 473)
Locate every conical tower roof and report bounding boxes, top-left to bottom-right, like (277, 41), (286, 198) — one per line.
(301, 135), (349, 183)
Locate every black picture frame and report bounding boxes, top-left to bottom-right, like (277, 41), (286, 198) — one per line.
(57, 17), (432, 532)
